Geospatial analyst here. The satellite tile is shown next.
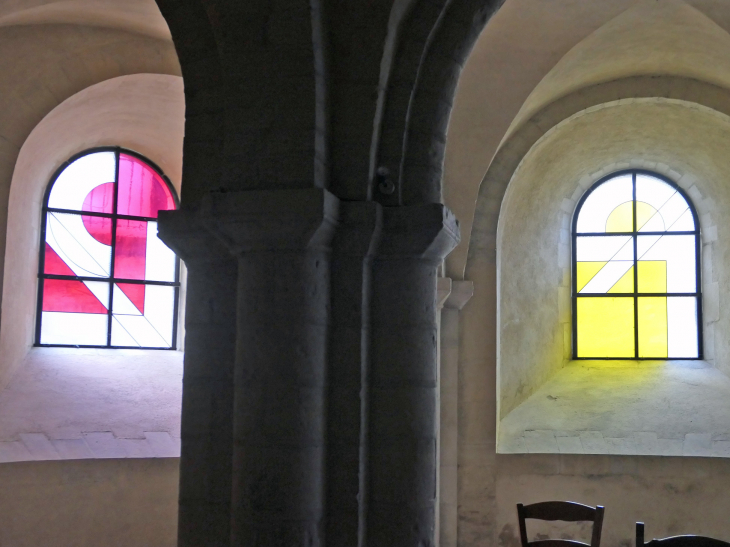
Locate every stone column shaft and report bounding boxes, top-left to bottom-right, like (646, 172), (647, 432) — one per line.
(325, 201), (382, 547)
(158, 210), (237, 547)
(366, 204), (460, 547)
(203, 188), (339, 546)
(438, 280), (474, 547)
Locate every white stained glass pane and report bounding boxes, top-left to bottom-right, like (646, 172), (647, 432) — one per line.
(576, 175), (633, 233)
(638, 234), (696, 293)
(145, 222), (177, 282)
(576, 235), (633, 262)
(112, 284), (142, 315)
(144, 285), (175, 346)
(667, 297), (699, 358)
(580, 260), (633, 294)
(112, 285), (175, 348)
(40, 311), (108, 345)
(112, 315), (167, 347)
(641, 192), (694, 233)
(46, 213), (111, 277)
(636, 174), (676, 211)
(636, 175), (696, 233)
(111, 316), (141, 347)
(671, 209), (695, 231)
(47, 152), (116, 211)
(636, 203), (665, 233)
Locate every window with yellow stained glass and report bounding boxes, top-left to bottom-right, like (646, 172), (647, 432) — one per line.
(572, 171), (701, 359)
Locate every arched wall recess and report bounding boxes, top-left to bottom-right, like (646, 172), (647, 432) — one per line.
(469, 75), (730, 267)
(488, 97), (730, 455)
(0, 74), (184, 390)
(0, 22), (179, 365)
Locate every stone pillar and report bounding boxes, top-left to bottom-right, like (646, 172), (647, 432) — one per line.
(325, 202), (382, 547)
(157, 210), (237, 547)
(202, 188), (339, 546)
(438, 280), (474, 547)
(367, 204), (460, 547)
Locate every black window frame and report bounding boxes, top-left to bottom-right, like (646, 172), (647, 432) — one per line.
(571, 169), (703, 360)
(35, 146), (181, 350)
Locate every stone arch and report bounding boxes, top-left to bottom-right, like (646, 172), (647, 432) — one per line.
(154, 0), (331, 200)
(153, 0), (225, 206)
(375, 0), (505, 206)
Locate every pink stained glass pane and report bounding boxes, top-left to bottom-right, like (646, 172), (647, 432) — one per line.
(115, 219), (147, 280)
(44, 243), (76, 276)
(117, 154), (175, 218)
(43, 279), (107, 314)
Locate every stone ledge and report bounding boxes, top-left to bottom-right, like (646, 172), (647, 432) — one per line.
(0, 431), (180, 463)
(499, 429), (730, 458)
(498, 361), (730, 457)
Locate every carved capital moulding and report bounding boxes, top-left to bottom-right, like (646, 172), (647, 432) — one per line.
(376, 203), (461, 264)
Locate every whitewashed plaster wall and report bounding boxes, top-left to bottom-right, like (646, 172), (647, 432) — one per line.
(496, 99), (729, 418)
(0, 74), (185, 389)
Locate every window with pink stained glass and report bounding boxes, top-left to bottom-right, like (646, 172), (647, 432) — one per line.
(36, 148), (180, 349)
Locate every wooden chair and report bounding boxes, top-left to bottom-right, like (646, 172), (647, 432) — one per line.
(637, 523), (730, 547)
(517, 501), (605, 547)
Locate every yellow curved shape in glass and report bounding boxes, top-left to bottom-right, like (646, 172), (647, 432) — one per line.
(605, 201), (658, 232)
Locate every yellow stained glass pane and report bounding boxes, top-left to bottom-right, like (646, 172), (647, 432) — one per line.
(637, 261), (667, 293)
(636, 201), (658, 231)
(576, 262), (606, 292)
(576, 297), (635, 358)
(638, 297), (668, 358)
(607, 266), (634, 293)
(606, 202), (633, 232)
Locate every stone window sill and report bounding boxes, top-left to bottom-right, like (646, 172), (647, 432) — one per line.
(497, 360), (730, 457)
(0, 347), (182, 463)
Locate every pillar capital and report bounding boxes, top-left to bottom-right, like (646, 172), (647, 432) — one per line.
(444, 280), (474, 310)
(200, 188), (340, 254)
(376, 203), (460, 263)
(157, 207), (231, 264)
(437, 277), (452, 310)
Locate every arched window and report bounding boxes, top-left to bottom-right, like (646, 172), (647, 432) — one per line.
(572, 171), (701, 359)
(36, 148), (179, 349)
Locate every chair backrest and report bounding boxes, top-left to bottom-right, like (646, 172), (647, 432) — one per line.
(637, 523), (730, 547)
(517, 501), (605, 547)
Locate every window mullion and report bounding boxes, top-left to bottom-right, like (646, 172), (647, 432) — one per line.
(633, 172), (639, 359)
(106, 150), (120, 347)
